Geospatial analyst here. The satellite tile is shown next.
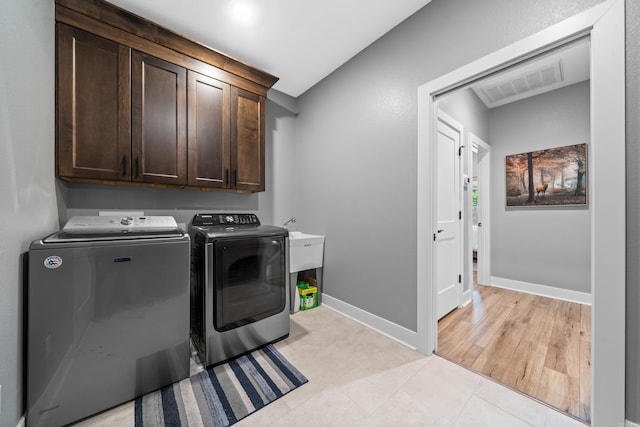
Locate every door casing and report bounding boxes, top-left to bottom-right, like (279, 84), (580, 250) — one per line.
(469, 133), (491, 288)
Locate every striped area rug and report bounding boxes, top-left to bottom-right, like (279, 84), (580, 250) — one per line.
(134, 344), (307, 426)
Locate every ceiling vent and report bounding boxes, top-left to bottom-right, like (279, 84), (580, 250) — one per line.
(473, 60), (565, 108)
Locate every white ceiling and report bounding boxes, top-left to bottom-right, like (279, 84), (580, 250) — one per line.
(107, 0), (433, 97)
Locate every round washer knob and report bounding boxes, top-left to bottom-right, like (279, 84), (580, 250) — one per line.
(121, 217), (133, 225)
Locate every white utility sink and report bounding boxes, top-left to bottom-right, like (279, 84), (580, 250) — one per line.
(289, 232), (325, 273)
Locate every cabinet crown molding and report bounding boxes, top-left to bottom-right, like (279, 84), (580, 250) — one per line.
(55, 0), (279, 91)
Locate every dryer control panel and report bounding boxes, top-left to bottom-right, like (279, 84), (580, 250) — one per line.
(191, 213), (260, 227)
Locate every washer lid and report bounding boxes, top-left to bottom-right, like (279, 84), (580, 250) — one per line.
(61, 215), (179, 235)
(40, 216), (183, 243)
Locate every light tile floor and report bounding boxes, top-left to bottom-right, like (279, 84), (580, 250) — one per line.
(75, 305), (587, 426)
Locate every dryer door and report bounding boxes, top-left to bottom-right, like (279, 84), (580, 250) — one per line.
(213, 236), (286, 332)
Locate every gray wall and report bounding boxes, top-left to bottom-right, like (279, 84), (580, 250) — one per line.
(263, 92), (299, 228)
(626, 0), (640, 421)
(0, 1), (59, 426)
(438, 88), (490, 142)
(295, 0), (603, 332)
(489, 81), (591, 293)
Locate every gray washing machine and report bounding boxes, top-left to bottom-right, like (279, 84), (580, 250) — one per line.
(26, 216), (190, 427)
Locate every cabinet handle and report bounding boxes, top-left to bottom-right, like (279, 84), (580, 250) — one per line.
(135, 157), (140, 177)
(121, 156), (127, 177)
(225, 168), (229, 185)
(233, 170), (237, 187)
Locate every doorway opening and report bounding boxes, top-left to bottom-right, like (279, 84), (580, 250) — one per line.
(434, 39), (593, 422)
(433, 38), (593, 421)
(415, 2), (625, 426)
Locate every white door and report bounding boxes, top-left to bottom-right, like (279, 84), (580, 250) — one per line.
(435, 111), (462, 320)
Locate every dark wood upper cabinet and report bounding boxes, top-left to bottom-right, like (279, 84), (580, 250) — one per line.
(187, 71), (230, 188)
(231, 88), (265, 192)
(55, 0), (277, 192)
(56, 24), (131, 181)
(132, 52), (187, 185)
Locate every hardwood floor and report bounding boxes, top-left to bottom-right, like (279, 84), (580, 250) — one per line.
(437, 282), (591, 423)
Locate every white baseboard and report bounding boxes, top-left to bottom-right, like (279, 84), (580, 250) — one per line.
(627, 420), (640, 427)
(321, 294), (418, 349)
(491, 276), (592, 305)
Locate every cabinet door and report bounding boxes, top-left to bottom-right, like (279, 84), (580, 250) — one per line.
(56, 24), (131, 180)
(231, 87), (265, 192)
(132, 51), (187, 185)
(187, 71), (230, 188)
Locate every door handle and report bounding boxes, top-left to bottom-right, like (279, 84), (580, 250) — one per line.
(225, 168), (229, 185)
(478, 222), (482, 227)
(121, 156), (127, 176)
(437, 229), (444, 233)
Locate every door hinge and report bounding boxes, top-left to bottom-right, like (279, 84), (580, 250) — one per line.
(459, 211), (462, 220)
(458, 145), (465, 156)
(458, 274), (462, 283)
(433, 233), (436, 241)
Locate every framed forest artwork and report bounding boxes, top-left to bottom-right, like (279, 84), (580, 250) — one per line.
(505, 143), (588, 207)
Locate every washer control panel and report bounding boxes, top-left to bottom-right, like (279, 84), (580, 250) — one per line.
(192, 213), (260, 227)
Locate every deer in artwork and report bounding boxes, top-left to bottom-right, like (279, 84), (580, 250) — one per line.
(535, 182), (549, 197)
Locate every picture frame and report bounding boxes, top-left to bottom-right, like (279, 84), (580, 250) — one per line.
(505, 143), (588, 207)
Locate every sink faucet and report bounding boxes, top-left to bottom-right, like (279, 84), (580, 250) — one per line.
(282, 217), (296, 229)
